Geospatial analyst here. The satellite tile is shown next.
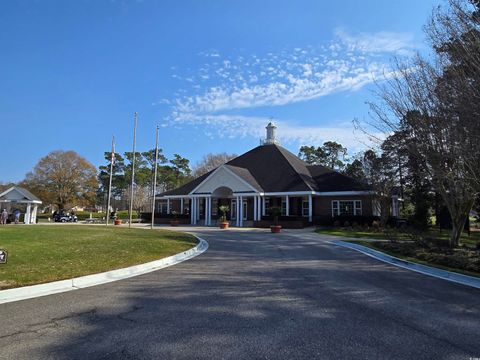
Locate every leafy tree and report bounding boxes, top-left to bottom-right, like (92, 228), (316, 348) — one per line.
(23, 150), (98, 210)
(298, 141), (348, 170)
(344, 159), (365, 180)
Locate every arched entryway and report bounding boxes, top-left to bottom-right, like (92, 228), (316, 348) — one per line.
(211, 186), (234, 222)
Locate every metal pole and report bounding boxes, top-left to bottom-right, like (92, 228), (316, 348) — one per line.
(151, 125), (159, 229)
(128, 112), (138, 228)
(106, 135), (115, 226)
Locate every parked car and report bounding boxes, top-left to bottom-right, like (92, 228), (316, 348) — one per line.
(54, 212), (78, 223)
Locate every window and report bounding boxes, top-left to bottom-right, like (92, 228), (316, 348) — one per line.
(157, 201), (168, 214)
(231, 200), (237, 220)
(302, 199), (309, 217)
(211, 199), (218, 216)
(281, 199), (287, 216)
(354, 200), (362, 216)
(331, 200), (362, 217)
(242, 200), (247, 220)
(265, 197), (270, 215)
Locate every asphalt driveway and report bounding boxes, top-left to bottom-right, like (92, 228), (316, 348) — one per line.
(1, 227), (479, 359)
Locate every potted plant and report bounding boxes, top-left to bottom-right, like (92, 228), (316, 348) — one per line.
(270, 206), (282, 233)
(112, 210), (122, 225)
(218, 205), (230, 229)
(170, 211), (179, 227)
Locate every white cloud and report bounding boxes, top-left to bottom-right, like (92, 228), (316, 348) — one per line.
(159, 29), (415, 148)
(334, 28), (416, 56)
(171, 113), (382, 152)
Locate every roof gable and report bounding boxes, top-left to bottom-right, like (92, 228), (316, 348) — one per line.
(190, 165), (260, 194)
(0, 187), (42, 203)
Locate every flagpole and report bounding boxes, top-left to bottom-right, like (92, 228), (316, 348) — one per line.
(151, 125), (159, 229)
(106, 135), (115, 226)
(128, 112), (138, 228)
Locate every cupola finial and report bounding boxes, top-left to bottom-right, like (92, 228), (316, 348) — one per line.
(265, 120), (278, 145)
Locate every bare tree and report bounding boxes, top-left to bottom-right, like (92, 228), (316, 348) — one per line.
(192, 153), (237, 177)
(369, 0), (480, 246)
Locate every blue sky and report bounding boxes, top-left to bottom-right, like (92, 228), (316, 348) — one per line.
(1, 0), (440, 182)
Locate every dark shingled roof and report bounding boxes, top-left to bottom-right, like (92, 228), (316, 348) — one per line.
(307, 165), (370, 192)
(159, 170), (214, 196)
(158, 144), (370, 196)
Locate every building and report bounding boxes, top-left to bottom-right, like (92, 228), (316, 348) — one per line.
(156, 122), (374, 227)
(0, 186), (42, 224)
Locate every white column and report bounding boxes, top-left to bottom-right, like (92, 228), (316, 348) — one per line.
(236, 196), (240, 227)
(25, 204), (31, 224)
(239, 196), (243, 227)
(180, 198), (184, 214)
(196, 198), (200, 223)
(308, 194), (313, 222)
(167, 198), (171, 214)
(209, 197), (212, 226)
(253, 196), (258, 221)
(190, 198), (195, 224)
(258, 197), (262, 220)
(204, 197), (209, 226)
(286, 196), (290, 216)
(262, 197), (266, 216)
(32, 205), (38, 224)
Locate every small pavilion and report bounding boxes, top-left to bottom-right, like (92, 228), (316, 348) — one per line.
(0, 187), (43, 224)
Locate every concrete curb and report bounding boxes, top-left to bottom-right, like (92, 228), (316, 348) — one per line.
(0, 235), (209, 305)
(334, 240), (480, 290)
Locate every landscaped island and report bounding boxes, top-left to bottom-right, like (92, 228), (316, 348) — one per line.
(0, 226), (197, 289)
(317, 228), (480, 277)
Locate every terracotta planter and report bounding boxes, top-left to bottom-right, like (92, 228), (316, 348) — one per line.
(114, 219), (122, 226)
(270, 225), (282, 233)
(219, 221), (229, 229)
(170, 220), (180, 227)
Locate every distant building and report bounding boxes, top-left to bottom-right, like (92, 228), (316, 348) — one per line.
(0, 187), (42, 224)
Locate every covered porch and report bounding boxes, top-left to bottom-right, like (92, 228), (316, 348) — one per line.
(156, 190), (314, 228)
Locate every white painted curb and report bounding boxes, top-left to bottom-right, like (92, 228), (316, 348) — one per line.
(334, 240), (480, 290)
(0, 236), (208, 305)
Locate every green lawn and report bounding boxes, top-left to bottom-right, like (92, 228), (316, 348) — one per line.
(316, 228), (480, 246)
(0, 225), (197, 289)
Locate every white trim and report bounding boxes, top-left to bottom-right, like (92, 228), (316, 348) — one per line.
(180, 198), (184, 214)
(262, 197), (266, 216)
(315, 191), (373, 196)
(253, 196), (257, 221)
(167, 198), (170, 214)
(285, 196), (289, 216)
(188, 165), (260, 195)
(161, 190), (373, 199)
(262, 191), (315, 196)
(0, 199), (42, 204)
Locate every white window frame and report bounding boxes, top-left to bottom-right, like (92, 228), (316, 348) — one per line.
(331, 200), (362, 217)
(242, 200), (247, 220)
(231, 200), (237, 220)
(302, 199), (309, 217)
